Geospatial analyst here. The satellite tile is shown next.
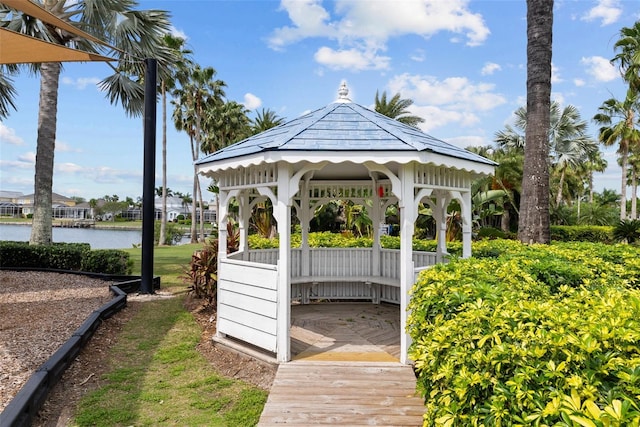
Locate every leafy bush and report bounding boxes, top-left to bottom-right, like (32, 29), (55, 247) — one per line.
(408, 240), (640, 426)
(0, 241), (130, 274)
(551, 225), (614, 243)
(476, 227), (516, 240)
(81, 249), (132, 275)
(184, 221), (239, 306)
(613, 219), (640, 244)
(154, 221), (184, 245)
(247, 232), (463, 255)
(183, 240), (218, 307)
(0, 241), (90, 270)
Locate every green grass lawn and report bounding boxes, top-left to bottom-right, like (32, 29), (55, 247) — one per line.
(71, 244), (268, 427)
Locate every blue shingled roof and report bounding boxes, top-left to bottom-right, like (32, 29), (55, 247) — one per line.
(196, 101), (494, 166)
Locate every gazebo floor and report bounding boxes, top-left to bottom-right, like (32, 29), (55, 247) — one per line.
(257, 303), (424, 426)
(291, 302), (401, 362)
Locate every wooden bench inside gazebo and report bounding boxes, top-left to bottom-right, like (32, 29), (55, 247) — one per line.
(196, 83), (495, 364)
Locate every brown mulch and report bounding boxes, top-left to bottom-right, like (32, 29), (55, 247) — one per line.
(0, 270), (276, 427)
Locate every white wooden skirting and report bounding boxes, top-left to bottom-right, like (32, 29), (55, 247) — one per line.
(217, 258), (278, 352)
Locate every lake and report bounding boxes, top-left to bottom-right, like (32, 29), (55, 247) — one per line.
(0, 224), (145, 249)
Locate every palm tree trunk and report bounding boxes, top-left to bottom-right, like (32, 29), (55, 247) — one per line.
(518, 0), (553, 244)
(555, 166), (566, 206)
(30, 62), (61, 246)
(631, 167), (638, 219)
(620, 147), (628, 220)
(159, 81), (168, 246)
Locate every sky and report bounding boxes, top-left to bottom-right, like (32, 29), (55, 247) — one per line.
(1, 0), (639, 202)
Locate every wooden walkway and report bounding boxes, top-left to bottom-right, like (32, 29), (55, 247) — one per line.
(258, 303), (425, 426)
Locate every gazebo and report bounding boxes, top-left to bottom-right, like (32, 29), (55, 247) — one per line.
(196, 83), (495, 364)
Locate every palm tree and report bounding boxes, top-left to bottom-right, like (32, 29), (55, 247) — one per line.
(1, 1), (173, 245)
(374, 91), (425, 128)
(519, 0), (553, 244)
(626, 148), (639, 218)
(204, 100), (251, 153)
(613, 21), (640, 92)
(593, 93), (640, 219)
(158, 34), (192, 246)
(0, 68), (18, 119)
(173, 65), (226, 243)
(252, 108), (285, 134)
(584, 150), (608, 203)
(496, 101), (597, 207)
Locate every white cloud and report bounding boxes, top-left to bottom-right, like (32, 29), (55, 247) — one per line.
(56, 162), (83, 173)
(410, 49), (426, 62)
(481, 62), (501, 76)
(386, 73), (506, 133)
(574, 78), (586, 87)
(314, 46), (390, 70)
(169, 26), (188, 40)
(269, 0), (489, 68)
(18, 152), (35, 164)
(243, 93), (262, 110)
(581, 56), (618, 82)
(581, 0), (622, 26)
(0, 123), (24, 145)
(61, 76), (101, 90)
(55, 141), (81, 153)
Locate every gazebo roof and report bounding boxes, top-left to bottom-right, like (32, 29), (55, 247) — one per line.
(197, 83), (495, 177)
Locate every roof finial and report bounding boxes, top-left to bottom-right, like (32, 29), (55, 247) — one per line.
(336, 81), (351, 103)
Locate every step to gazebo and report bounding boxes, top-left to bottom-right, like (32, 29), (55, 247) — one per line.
(258, 361), (425, 426)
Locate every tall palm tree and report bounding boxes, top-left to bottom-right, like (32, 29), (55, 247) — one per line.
(252, 108), (285, 134)
(613, 21), (640, 92)
(203, 100), (251, 154)
(1, 1), (173, 245)
(158, 34), (192, 246)
(495, 101), (597, 207)
(173, 65), (226, 242)
(584, 150), (608, 203)
(519, 0), (553, 244)
(374, 91), (425, 128)
(593, 93), (640, 219)
(625, 148), (639, 219)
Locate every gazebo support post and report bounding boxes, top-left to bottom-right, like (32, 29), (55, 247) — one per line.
(300, 179), (311, 277)
(460, 190), (472, 258)
(238, 192), (249, 260)
(399, 163), (416, 365)
(276, 163), (292, 362)
(434, 192), (448, 263)
(371, 177), (381, 278)
(215, 189), (229, 340)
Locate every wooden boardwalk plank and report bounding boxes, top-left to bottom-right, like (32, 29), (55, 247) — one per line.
(258, 362), (424, 426)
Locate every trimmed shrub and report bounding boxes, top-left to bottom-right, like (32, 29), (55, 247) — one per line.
(408, 240), (640, 426)
(0, 241), (130, 274)
(0, 241), (90, 270)
(551, 225), (614, 243)
(81, 249), (132, 275)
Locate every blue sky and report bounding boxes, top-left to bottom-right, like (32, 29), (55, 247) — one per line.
(1, 0), (638, 202)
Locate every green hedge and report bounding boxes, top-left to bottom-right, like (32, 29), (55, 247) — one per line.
(247, 231), (463, 255)
(550, 225), (614, 243)
(0, 241), (131, 275)
(408, 239), (640, 426)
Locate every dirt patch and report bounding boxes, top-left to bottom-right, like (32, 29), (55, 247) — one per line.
(0, 271), (276, 426)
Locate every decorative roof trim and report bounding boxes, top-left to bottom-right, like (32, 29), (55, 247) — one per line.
(197, 150), (495, 178)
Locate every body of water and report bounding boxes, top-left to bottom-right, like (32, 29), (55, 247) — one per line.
(0, 224), (144, 249)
